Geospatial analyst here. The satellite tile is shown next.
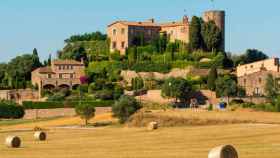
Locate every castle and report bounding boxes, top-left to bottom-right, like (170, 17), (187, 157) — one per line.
(107, 10), (225, 54)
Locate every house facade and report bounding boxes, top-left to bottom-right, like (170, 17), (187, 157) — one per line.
(32, 60), (85, 97)
(237, 58), (280, 96)
(107, 10), (225, 54)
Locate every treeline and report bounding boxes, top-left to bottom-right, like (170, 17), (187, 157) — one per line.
(64, 31), (107, 43)
(0, 48), (44, 89)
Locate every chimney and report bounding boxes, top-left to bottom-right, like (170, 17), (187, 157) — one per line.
(148, 18), (155, 23)
(183, 15), (189, 24)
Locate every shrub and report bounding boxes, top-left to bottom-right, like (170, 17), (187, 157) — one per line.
(95, 89), (114, 100)
(208, 104), (213, 111)
(75, 104), (95, 125)
(230, 99), (245, 105)
(22, 100), (114, 109)
(0, 101), (25, 119)
(112, 95), (141, 123)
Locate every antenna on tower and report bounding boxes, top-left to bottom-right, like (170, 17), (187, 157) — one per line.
(211, 0), (215, 9)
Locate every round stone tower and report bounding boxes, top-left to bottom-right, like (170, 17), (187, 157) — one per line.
(203, 10), (225, 51)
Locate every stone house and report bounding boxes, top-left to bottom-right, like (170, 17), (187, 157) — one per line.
(32, 59), (85, 98)
(237, 58), (280, 96)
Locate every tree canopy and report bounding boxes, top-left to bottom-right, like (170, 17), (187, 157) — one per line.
(64, 31), (107, 43)
(162, 77), (193, 102)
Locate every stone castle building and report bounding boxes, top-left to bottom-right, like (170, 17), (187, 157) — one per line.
(107, 10), (225, 54)
(237, 58), (280, 96)
(32, 59), (85, 97)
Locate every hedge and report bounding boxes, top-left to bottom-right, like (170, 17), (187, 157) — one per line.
(22, 100), (114, 109)
(0, 101), (25, 119)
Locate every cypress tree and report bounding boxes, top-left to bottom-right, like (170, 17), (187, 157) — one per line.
(189, 16), (203, 51)
(207, 66), (218, 91)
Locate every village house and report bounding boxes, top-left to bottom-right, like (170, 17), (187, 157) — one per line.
(31, 59), (85, 98)
(107, 10), (225, 54)
(237, 58), (280, 96)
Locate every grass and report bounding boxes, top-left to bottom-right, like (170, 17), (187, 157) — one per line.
(1, 124), (280, 158)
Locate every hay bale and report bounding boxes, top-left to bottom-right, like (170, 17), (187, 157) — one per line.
(208, 145), (238, 158)
(147, 121), (158, 130)
(34, 131), (47, 141)
(5, 136), (21, 148)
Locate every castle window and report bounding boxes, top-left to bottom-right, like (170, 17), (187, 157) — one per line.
(59, 74), (63, 79)
(113, 29), (117, 36)
(70, 74), (74, 79)
(147, 30), (152, 36)
(244, 79), (246, 85)
(259, 78), (262, 84)
(251, 65), (254, 68)
(71, 65), (74, 69)
(112, 42), (117, 49)
(121, 42), (125, 49)
(121, 28), (125, 35)
(48, 74), (51, 79)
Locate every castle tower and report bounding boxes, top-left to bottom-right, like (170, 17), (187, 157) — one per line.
(203, 10), (225, 51)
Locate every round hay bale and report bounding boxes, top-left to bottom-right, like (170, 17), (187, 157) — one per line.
(147, 121), (158, 131)
(5, 136), (21, 148)
(34, 131), (47, 141)
(208, 145), (238, 158)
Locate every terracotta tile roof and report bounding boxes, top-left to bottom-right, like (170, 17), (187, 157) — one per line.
(52, 60), (84, 65)
(108, 21), (160, 27)
(36, 67), (55, 74)
(159, 22), (186, 27)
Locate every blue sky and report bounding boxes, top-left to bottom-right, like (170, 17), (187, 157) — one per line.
(0, 0), (280, 62)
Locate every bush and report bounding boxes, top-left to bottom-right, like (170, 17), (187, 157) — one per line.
(22, 100), (114, 109)
(0, 101), (25, 119)
(95, 89), (114, 100)
(112, 95), (141, 123)
(75, 104), (95, 125)
(230, 99), (245, 105)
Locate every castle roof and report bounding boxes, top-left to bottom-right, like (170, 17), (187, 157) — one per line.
(159, 21), (187, 27)
(108, 21), (159, 27)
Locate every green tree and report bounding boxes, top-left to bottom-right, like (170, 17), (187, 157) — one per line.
(265, 74), (279, 101)
(244, 49), (268, 63)
(161, 78), (193, 103)
(189, 16), (203, 51)
(75, 104), (96, 126)
(207, 66), (218, 91)
(132, 77), (144, 90)
(64, 31), (107, 43)
(215, 75), (238, 104)
(201, 21), (222, 52)
(112, 95), (141, 123)
(231, 49), (268, 66)
(31, 48), (42, 70)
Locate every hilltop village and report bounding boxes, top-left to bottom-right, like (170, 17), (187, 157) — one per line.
(0, 8), (280, 158)
(1, 9), (279, 110)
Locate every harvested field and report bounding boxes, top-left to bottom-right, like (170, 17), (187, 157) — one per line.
(128, 109), (280, 127)
(0, 124), (280, 158)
